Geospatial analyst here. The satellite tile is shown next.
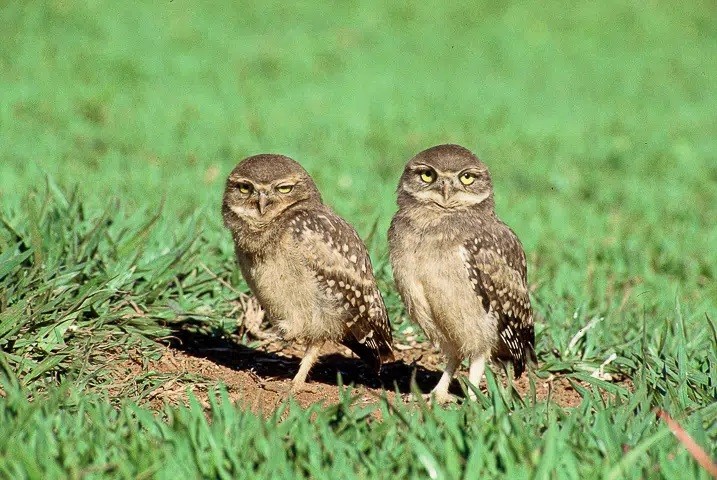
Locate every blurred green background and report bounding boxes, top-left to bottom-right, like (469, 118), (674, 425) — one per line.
(1, 0), (716, 337)
(1, 1), (716, 477)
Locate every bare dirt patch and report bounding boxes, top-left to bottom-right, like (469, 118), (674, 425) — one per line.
(108, 327), (629, 414)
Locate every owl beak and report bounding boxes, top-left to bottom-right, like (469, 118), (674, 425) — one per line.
(441, 180), (451, 200)
(257, 191), (269, 215)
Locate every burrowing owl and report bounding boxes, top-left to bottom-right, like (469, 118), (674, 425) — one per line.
(222, 154), (394, 392)
(388, 144), (535, 402)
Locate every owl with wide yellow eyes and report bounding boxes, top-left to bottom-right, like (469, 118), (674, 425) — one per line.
(222, 154), (394, 392)
(388, 144), (535, 403)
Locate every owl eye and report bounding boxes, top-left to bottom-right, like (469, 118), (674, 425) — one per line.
(419, 170), (436, 183)
(459, 172), (475, 186)
(276, 184), (294, 194)
(237, 183), (253, 194)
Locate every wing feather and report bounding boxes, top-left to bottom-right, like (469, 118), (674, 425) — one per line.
(289, 208), (394, 372)
(463, 225), (535, 377)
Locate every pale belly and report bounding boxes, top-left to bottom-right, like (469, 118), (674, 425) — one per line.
(392, 242), (497, 357)
(239, 252), (344, 342)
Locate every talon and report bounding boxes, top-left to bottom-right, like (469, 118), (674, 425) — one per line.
(406, 391), (455, 405)
(290, 381), (320, 395)
(432, 392), (456, 404)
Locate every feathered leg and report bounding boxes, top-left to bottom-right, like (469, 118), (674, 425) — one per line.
(467, 354), (487, 400)
(291, 341), (324, 393)
(431, 353), (460, 403)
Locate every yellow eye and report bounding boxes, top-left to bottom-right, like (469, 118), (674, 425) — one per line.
(277, 184), (294, 194)
(459, 172), (475, 186)
(419, 170), (436, 183)
(237, 183), (252, 194)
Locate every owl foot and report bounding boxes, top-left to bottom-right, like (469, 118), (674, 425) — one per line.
(406, 391), (456, 405)
(431, 391), (457, 405)
(290, 381), (320, 395)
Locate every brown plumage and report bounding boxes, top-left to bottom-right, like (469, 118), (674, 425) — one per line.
(388, 144), (535, 402)
(222, 154), (393, 392)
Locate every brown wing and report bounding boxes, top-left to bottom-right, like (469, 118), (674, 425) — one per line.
(289, 207), (394, 372)
(463, 224), (535, 377)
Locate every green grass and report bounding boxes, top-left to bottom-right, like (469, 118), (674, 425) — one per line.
(1, 0), (716, 478)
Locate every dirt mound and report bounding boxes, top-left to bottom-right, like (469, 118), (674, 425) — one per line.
(109, 329), (617, 414)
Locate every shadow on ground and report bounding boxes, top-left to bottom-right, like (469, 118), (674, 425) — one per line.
(111, 318), (606, 413)
(162, 323), (462, 397)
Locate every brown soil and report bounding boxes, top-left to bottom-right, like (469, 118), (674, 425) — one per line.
(108, 328), (628, 414)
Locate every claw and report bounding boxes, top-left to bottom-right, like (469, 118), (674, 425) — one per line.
(406, 391), (456, 405)
(290, 381), (320, 395)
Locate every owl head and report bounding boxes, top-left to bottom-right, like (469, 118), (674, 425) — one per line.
(396, 144), (494, 212)
(222, 154), (322, 230)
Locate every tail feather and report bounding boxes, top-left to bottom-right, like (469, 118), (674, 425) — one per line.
(340, 332), (394, 374)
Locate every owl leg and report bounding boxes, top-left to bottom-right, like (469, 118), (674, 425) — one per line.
(467, 354), (487, 400)
(431, 353), (461, 404)
(291, 341), (324, 393)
